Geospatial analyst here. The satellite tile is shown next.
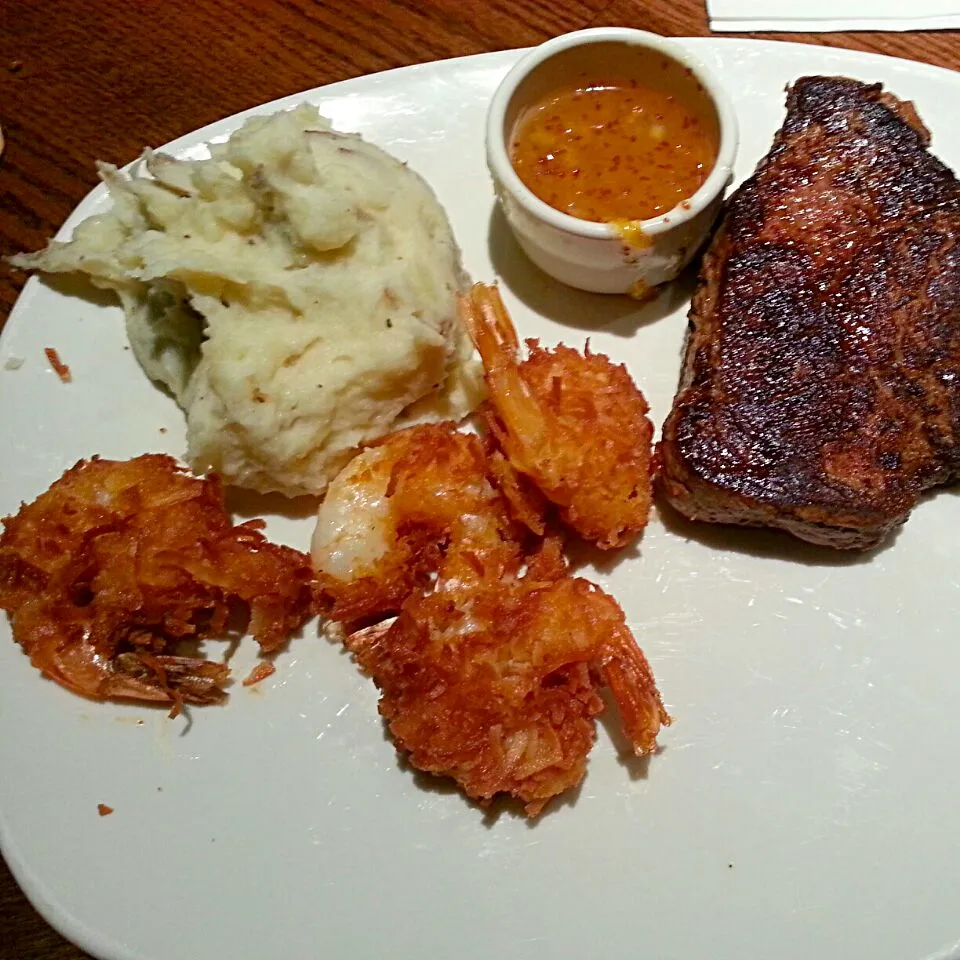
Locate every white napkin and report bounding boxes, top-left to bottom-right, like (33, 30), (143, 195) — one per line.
(707, 0), (960, 31)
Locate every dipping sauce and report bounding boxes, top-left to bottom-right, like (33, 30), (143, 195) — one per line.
(510, 78), (718, 223)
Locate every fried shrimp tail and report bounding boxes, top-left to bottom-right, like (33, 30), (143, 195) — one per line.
(461, 283), (656, 549)
(581, 588), (672, 756)
(461, 284), (549, 452)
(0, 455), (317, 708)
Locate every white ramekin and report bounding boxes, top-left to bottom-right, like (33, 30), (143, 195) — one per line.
(486, 28), (739, 296)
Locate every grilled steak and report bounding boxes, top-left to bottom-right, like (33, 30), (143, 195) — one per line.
(658, 75), (960, 550)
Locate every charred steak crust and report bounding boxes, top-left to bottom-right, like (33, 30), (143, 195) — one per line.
(658, 75), (960, 550)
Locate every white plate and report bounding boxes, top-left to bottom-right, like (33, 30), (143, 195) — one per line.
(3, 38), (960, 960)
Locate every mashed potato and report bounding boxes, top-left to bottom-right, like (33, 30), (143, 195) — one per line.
(12, 105), (484, 496)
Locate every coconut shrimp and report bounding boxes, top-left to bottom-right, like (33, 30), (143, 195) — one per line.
(312, 423), (535, 625)
(461, 283), (655, 549)
(346, 536), (669, 817)
(0, 455), (316, 710)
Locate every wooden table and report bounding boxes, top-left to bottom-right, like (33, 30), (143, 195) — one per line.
(1, 1), (958, 956)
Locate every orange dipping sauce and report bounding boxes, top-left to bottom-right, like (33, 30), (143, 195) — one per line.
(510, 78), (718, 224)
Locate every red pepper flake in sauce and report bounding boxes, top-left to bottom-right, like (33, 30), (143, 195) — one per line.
(97, 803), (114, 817)
(44, 347), (72, 383)
(243, 661), (276, 687)
(510, 78), (717, 224)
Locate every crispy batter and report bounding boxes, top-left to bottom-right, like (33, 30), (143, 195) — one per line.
(462, 284), (654, 549)
(242, 661), (276, 687)
(347, 537), (669, 817)
(44, 347), (72, 383)
(484, 439), (549, 536)
(0, 455), (316, 709)
(314, 424), (533, 626)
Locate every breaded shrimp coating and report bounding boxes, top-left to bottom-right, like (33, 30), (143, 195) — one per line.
(0, 455), (316, 710)
(463, 283), (655, 549)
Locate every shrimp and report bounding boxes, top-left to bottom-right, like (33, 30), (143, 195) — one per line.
(461, 283), (655, 549)
(0, 455), (316, 710)
(312, 423), (536, 625)
(346, 535), (670, 817)
(316, 345), (668, 813)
